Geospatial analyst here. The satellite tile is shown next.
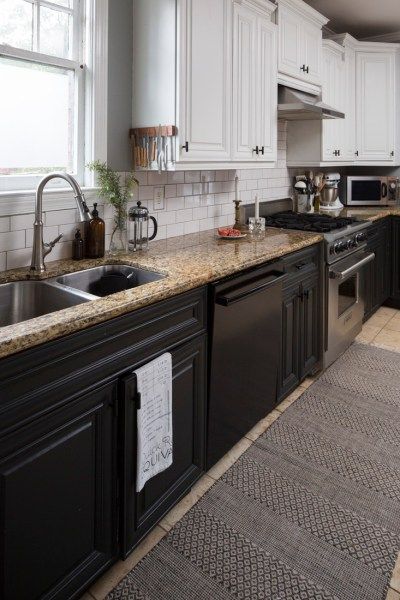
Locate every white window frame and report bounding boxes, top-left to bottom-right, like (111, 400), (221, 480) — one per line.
(0, 0), (108, 215)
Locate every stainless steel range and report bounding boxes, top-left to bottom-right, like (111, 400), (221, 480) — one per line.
(240, 200), (375, 367)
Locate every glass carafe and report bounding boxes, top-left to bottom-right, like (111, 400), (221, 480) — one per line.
(128, 201), (158, 252)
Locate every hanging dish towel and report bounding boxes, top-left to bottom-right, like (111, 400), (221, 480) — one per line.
(135, 353), (173, 492)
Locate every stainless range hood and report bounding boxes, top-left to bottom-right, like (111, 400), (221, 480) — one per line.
(278, 86), (345, 121)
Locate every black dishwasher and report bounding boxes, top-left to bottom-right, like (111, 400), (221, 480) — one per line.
(207, 263), (285, 468)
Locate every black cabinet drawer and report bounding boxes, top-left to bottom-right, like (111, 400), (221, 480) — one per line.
(282, 244), (321, 285)
(0, 287), (207, 436)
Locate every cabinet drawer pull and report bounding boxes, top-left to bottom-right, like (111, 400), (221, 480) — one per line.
(253, 146), (260, 155)
(295, 262), (309, 271)
(260, 146), (265, 155)
(182, 141), (189, 153)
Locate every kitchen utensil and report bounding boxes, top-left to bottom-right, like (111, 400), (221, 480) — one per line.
(128, 201), (158, 252)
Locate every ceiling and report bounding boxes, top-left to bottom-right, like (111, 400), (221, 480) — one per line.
(304, 0), (400, 39)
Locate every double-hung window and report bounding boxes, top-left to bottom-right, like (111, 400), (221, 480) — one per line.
(0, 0), (87, 192)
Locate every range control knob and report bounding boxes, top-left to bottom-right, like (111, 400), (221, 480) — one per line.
(334, 242), (345, 254)
(345, 239), (353, 249)
(355, 232), (366, 244)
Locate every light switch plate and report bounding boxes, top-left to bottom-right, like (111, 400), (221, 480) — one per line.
(153, 186), (165, 210)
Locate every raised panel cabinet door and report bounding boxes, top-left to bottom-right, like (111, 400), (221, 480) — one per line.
(257, 17), (278, 162)
(278, 4), (303, 81)
(232, 2), (257, 161)
(356, 51), (395, 161)
(0, 382), (118, 600)
(121, 336), (206, 557)
(302, 20), (323, 86)
(391, 218), (400, 300)
(343, 46), (356, 161)
(279, 282), (301, 400)
(178, 0), (232, 161)
(322, 44), (346, 161)
(300, 274), (321, 378)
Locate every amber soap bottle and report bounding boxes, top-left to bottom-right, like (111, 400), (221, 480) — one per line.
(86, 203), (105, 258)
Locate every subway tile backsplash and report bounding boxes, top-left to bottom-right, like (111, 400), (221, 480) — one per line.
(0, 122), (291, 271)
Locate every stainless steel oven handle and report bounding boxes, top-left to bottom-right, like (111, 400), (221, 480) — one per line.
(329, 252), (375, 280)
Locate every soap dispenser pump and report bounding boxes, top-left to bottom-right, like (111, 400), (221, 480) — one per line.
(86, 203), (105, 258)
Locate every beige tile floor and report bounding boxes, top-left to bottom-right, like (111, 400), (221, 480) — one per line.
(83, 307), (400, 600)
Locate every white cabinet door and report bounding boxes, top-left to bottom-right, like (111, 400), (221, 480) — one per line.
(232, 4), (277, 163)
(278, 4), (303, 81)
(302, 20), (322, 86)
(232, 3), (257, 161)
(322, 44), (345, 161)
(257, 17), (277, 161)
(179, 0), (232, 162)
(356, 51), (395, 162)
(342, 46), (356, 162)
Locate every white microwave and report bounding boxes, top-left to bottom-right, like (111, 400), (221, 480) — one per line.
(346, 176), (399, 206)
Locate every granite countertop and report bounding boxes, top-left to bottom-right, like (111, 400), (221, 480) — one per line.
(0, 228), (323, 359)
(337, 206), (400, 221)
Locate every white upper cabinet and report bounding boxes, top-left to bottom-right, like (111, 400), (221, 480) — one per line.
(178, 0), (232, 162)
(232, 0), (277, 162)
(321, 41), (346, 162)
(355, 44), (398, 163)
(277, 0), (328, 91)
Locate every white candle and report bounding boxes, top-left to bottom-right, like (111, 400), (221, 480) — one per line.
(255, 194), (259, 220)
(235, 175), (239, 200)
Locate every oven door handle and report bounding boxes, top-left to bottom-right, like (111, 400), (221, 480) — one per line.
(329, 252), (375, 280)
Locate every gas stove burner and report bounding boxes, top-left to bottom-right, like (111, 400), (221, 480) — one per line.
(265, 211), (359, 234)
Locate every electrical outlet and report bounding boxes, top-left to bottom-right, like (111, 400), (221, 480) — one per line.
(153, 186), (165, 210)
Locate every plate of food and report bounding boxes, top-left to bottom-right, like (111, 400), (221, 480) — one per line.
(217, 227), (247, 240)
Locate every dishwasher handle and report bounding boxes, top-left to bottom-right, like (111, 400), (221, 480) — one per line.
(215, 271), (286, 306)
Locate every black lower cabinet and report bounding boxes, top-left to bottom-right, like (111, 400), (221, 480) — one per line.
(0, 287), (207, 600)
(120, 335), (206, 557)
(364, 219), (391, 319)
(278, 246), (323, 401)
(390, 216), (400, 304)
(0, 382), (118, 600)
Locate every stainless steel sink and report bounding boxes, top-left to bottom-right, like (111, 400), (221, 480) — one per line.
(0, 281), (92, 327)
(51, 264), (166, 297)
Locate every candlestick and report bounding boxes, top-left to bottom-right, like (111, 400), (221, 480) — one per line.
(255, 194), (260, 220)
(235, 175), (239, 200)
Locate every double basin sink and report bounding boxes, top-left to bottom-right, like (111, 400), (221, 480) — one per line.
(0, 265), (166, 327)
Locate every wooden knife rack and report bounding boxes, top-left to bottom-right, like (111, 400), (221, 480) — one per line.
(130, 125), (178, 171)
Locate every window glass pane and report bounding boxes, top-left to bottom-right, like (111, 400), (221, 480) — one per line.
(0, 0), (34, 50)
(0, 57), (75, 176)
(49, 0), (74, 7)
(39, 5), (72, 59)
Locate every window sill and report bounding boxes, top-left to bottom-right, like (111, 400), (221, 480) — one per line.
(0, 187), (99, 217)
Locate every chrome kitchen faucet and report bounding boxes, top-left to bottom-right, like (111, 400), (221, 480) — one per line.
(31, 173), (92, 273)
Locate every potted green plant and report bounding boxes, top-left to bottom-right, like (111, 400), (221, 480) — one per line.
(88, 161), (139, 255)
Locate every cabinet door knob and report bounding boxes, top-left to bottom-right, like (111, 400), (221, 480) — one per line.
(355, 150), (359, 156)
(300, 64), (306, 72)
(391, 150), (395, 157)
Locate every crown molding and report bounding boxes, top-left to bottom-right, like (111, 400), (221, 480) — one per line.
(276, 0), (329, 28)
(362, 31), (400, 43)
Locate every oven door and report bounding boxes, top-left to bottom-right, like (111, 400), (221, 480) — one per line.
(346, 176), (388, 206)
(326, 250), (375, 367)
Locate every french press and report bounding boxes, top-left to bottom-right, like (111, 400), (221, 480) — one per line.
(128, 201), (158, 252)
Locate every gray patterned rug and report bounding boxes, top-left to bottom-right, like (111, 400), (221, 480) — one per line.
(108, 343), (400, 600)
